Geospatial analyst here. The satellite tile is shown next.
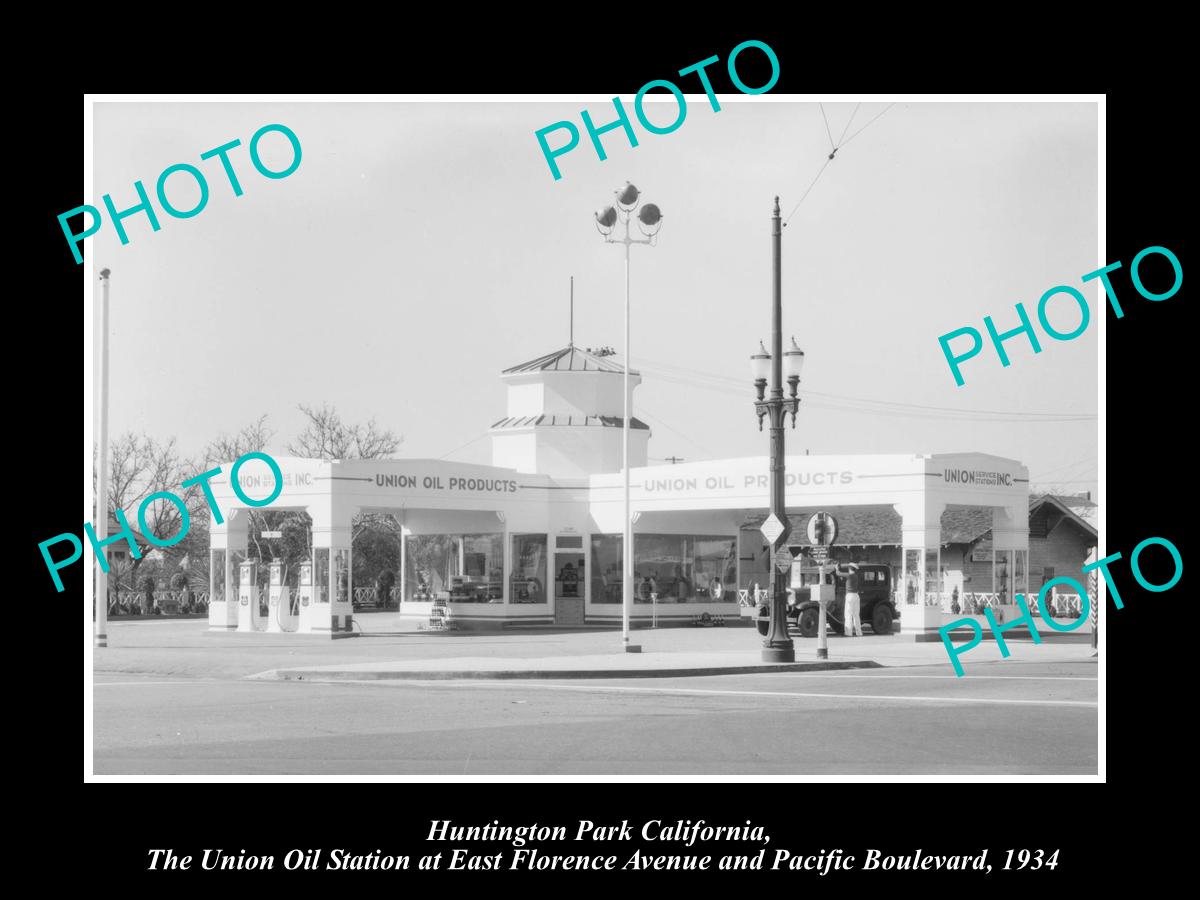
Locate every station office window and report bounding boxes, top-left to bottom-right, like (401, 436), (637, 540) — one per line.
(405, 534), (503, 603)
(590, 534), (624, 603)
(511, 534), (548, 603)
(455, 534), (503, 602)
(590, 534), (737, 603)
(406, 535), (456, 600)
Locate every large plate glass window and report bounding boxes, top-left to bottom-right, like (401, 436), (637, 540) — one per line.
(511, 534), (548, 603)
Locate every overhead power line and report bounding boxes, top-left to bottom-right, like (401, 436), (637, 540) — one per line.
(438, 432), (490, 460)
(841, 102), (896, 148)
(637, 406), (714, 459)
(1029, 458), (1098, 481)
(784, 102), (899, 227)
(632, 356), (1096, 423)
(819, 103), (836, 151)
(836, 102), (861, 145)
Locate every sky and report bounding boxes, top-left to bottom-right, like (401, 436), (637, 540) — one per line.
(91, 99), (1099, 499)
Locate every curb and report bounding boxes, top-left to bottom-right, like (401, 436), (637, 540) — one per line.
(937, 629), (1093, 644)
(254, 659), (884, 682)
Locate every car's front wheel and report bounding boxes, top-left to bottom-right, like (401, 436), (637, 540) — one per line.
(872, 605), (894, 635)
(798, 608), (818, 638)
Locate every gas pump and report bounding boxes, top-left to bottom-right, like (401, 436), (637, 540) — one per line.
(294, 549), (354, 637)
(266, 559), (296, 633)
(296, 561), (317, 633)
(236, 559), (262, 632)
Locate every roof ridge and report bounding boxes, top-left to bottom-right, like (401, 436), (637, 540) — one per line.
(501, 345), (639, 376)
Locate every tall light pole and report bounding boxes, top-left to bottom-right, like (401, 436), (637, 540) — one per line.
(95, 267), (112, 649)
(596, 182), (663, 653)
(751, 198), (804, 663)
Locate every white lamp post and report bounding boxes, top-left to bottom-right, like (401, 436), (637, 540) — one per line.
(595, 182), (663, 652)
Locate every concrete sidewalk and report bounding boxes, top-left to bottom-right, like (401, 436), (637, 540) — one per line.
(93, 613), (1097, 682)
(251, 654), (884, 681)
(249, 639), (1096, 682)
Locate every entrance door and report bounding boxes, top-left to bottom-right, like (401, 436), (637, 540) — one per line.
(554, 552), (585, 626)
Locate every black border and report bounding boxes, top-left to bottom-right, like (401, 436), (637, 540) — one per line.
(26, 25), (1183, 890)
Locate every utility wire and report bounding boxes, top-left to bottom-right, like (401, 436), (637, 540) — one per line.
(1029, 458), (1098, 481)
(803, 387), (1096, 420)
(631, 356), (1097, 421)
(438, 432), (490, 460)
(819, 103), (836, 152)
(637, 406), (714, 459)
(632, 355), (1096, 417)
(783, 158), (831, 227)
(638, 373), (1095, 423)
(637, 368), (1095, 424)
(783, 102), (898, 228)
(841, 103), (896, 148)
(638, 366), (1098, 420)
(836, 102), (861, 145)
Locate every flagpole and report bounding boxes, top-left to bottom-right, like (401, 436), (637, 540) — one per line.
(96, 268), (111, 648)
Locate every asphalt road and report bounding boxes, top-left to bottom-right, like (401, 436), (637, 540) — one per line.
(93, 660), (1097, 775)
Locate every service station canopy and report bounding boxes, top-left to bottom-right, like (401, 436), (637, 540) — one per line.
(205, 451), (1029, 552)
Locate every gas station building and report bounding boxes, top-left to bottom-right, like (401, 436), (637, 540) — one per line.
(205, 345), (1034, 637)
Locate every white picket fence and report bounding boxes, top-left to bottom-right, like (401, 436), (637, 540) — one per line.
(737, 588), (772, 607)
(1039, 590), (1086, 619)
(949, 589), (1086, 618)
(353, 586), (400, 606)
(110, 590), (209, 615)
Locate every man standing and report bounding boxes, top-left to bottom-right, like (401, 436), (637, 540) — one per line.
(839, 561), (864, 637)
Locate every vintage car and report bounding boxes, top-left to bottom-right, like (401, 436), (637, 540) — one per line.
(780, 563), (899, 636)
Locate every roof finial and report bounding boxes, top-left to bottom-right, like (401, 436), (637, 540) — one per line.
(569, 275), (574, 348)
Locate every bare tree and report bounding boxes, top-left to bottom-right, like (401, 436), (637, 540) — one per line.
(286, 405), (402, 602)
(202, 414), (275, 469)
(288, 404), (402, 460)
(200, 415), (287, 569)
(96, 433), (197, 591)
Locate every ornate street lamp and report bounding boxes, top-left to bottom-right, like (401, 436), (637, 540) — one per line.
(751, 198), (803, 663)
(596, 182), (663, 653)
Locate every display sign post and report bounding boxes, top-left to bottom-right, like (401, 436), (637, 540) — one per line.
(816, 578), (835, 659)
(806, 512), (839, 659)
